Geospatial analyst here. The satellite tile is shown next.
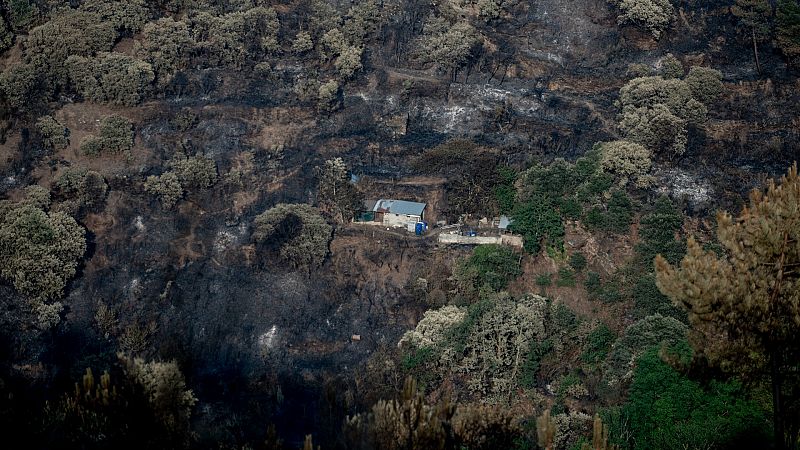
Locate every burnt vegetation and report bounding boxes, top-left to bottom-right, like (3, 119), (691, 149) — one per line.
(0, 0), (799, 449)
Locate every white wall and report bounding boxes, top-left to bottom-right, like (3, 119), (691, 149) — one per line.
(383, 213), (420, 227)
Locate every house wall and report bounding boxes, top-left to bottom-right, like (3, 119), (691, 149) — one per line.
(383, 213), (421, 227)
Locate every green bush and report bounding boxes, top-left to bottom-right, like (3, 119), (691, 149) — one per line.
(253, 203), (332, 267)
(684, 66), (724, 104)
(617, 76), (708, 156)
(53, 168), (108, 214)
(24, 11), (117, 87)
(169, 154), (217, 189)
(0, 197), (86, 303)
(660, 53), (683, 78)
(520, 338), (553, 388)
(569, 252), (587, 272)
(8, 0), (39, 30)
(613, 344), (770, 449)
(556, 267), (576, 287)
(494, 166), (517, 214)
(536, 273), (552, 287)
(552, 302), (579, 332)
(0, 17), (12, 53)
(632, 274), (686, 322)
(144, 172), (183, 209)
(36, 115), (69, 150)
(511, 196), (564, 254)
(584, 191), (633, 234)
(82, 115), (135, 156)
(635, 196), (685, 267)
(581, 324), (616, 364)
(611, 0), (674, 38)
(599, 140), (653, 188)
(66, 53), (154, 106)
(462, 244), (522, 291)
(78, 0), (149, 34)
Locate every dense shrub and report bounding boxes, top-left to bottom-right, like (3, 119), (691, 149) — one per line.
(635, 196), (685, 266)
(144, 172), (183, 208)
(599, 140), (653, 188)
(137, 18), (194, 87)
(121, 356), (197, 435)
(253, 203), (332, 267)
(584, 191), (633, 234)
(617, 76), (709, 156)
(581, 324), (616, 364)
(318, 80), (339, 111)
(632, 274), (685, 321)
(414, 19), (481, 74)
(603, 314), (687, 387)
(459, 244), (522, 292)
(53, 168), (108, 214)
(78, 0), (149, 34)
(611, 0), (674, 38)
(511, 196), (564, 253)
(0, 194), (86, 303)
(8, 0), (39, 30)
(24, 11), (117, 86)
(0, 63), (44, 108)
(777, 0), (800, 64)
(684, 66), (724, 104)
(613, 344), (770, 449)
(660, 53), (684, 78)
(0, 17), (13, 53)
(168, 154), (217, 189)
(292, 31), (314, 54)
(36, 115), (69, 150)
(556, 267), (576, 287)
(569, 252), (587, 272)
(67, 53), (154, 106)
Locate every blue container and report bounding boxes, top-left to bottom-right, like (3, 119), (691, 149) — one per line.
(415, 222), (425, 235)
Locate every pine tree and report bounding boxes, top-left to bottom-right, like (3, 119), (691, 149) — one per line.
(655, 163), (800, 450)
(731, 0), (773, 74)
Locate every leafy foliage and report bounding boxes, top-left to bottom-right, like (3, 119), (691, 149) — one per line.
(613, 344), (769, 450)
(777, 0), (800, 64)
(655, 164), (800, 448)
(0, 193), (86, 305)
(581, 324), (616, 365)
(459, 244), (522, 292)
(610, 0), (674, 38)
(253, 203), (333, 268)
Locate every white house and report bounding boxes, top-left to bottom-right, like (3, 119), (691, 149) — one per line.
(362, 199), (426, 227)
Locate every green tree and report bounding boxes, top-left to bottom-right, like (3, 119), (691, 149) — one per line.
(253, 203), (332, 268)
(414, 19), (481, 79)
(36, 115), (69, 150)
(611, 0), (674, 38)
(459, 244), (522, 292)
(732, 0), (773, 74)
(315, 157), (362, 224)
(0, 194), (86, 303)
(66, 53), (154, 106)
(614, 344), (770, 449)
(0, 17), (13, 53)
(510, 195), (564, 254)
(8, 0), (39, 30)
(777, 0), (800, 67)
(655, 163), (800, 450)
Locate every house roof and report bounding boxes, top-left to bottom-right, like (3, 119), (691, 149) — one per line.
(372, 199), (426, 216)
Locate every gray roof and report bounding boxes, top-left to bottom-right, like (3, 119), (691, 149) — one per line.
(499, 215), (514, 229)
(373, 199), (426, 216)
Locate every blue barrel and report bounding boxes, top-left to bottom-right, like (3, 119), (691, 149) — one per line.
(415, 222), (424, 235)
